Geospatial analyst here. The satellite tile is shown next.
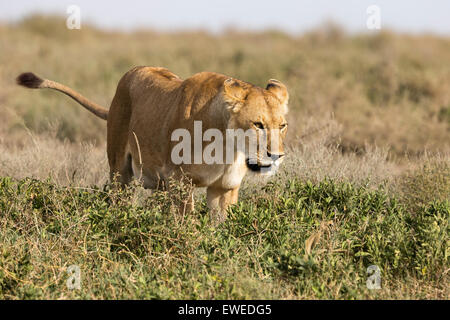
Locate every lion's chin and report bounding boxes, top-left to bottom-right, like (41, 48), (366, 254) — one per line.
(245, 159), (279, 176)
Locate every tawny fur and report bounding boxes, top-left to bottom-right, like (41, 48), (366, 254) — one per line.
(17, 66), (289, 223)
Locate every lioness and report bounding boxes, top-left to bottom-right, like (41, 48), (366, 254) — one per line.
(17, 67), (288, 223)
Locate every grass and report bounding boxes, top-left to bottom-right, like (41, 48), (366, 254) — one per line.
(0, 176), (448, 299)
(1, 16), (450, 157)
(0, 15), (449, 299)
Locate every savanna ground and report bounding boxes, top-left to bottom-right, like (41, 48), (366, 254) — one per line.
(0, 16), (448, 299)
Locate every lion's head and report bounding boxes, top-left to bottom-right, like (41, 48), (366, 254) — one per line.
(223, 78), (288, 175)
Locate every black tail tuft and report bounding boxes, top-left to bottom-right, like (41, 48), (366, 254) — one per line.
(16, 72), (44, 89)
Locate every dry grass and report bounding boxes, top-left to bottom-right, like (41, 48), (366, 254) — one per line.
(0, 130), (108, 187)
(397, 157), (450, 210)
(0, 15), (448, 300)
(1, 16), (450, 157)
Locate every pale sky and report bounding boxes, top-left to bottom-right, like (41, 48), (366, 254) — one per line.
(1, 0), (450, 35)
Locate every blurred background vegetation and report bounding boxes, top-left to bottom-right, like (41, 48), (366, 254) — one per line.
(1, 15), (449, 158)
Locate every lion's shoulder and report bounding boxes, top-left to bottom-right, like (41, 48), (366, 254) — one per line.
(181, 71), (230, 98)
(178, 72), (230, 115)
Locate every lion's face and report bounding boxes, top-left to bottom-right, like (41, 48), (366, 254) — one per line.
(223, 78), (289, 175)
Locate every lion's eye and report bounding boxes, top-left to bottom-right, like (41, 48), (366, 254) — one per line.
(280, 123), (288, 130)
(253, 122), (264, 129)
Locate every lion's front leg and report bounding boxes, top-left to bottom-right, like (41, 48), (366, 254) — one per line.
(206, 186), (239, 225)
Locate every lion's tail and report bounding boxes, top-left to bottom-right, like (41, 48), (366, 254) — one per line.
(16, 72), (108, 120)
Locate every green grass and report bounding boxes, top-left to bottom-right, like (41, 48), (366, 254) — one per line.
(1, 14), (449, 300)
(1, 176), (448, 299)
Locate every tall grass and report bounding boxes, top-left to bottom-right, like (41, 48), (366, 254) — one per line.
(1, 15), (449, 156)
(0, 174), (448, 299)
(0, 16), (448, 299)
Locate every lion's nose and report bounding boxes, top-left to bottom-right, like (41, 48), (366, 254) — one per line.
(267, 151), (284, 161)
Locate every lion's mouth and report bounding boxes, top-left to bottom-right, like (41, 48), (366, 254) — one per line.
(245, 158), (273, 173)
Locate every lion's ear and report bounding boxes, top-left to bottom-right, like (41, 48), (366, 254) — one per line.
(224, 78), (248, 113)
(266, 79), (289, 106)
